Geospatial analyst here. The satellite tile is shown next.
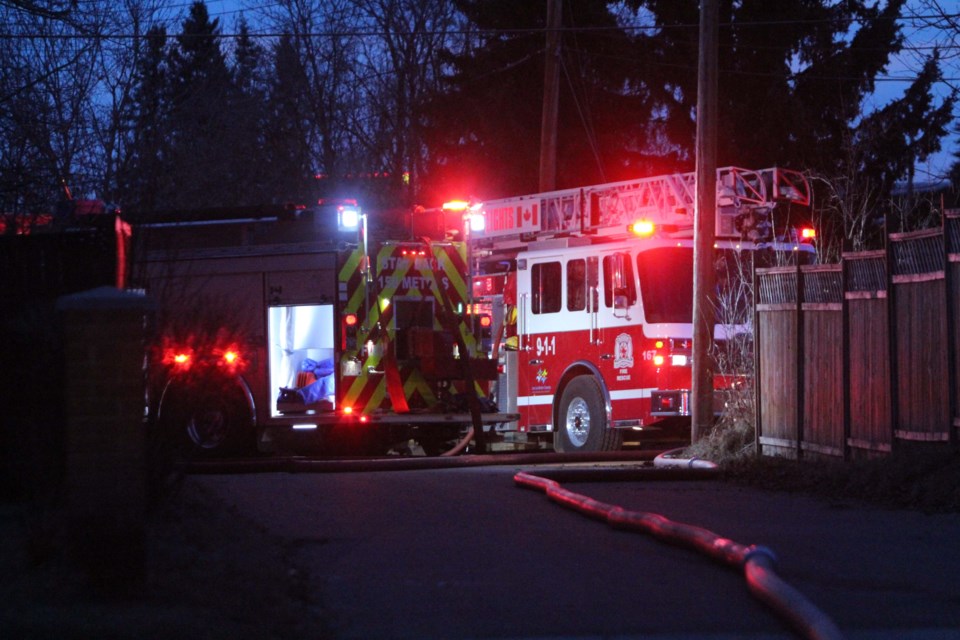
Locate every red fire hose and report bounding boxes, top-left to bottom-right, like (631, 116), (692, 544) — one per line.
(514, 469), (844, 640)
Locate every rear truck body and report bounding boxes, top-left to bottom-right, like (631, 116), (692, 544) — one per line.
(131, 202), (513, 457)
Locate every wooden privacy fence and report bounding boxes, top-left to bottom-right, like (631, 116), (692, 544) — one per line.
(754, 213), (960, 460)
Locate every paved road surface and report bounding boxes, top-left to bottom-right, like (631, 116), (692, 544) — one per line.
(3, 458), (960, 639)
(194, 461), (960, 639)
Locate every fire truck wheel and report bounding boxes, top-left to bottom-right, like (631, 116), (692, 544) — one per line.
(161, 379), (254, 457)
(555, 376), (622, 453)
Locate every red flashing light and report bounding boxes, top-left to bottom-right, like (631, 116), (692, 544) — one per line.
(479, 315), (492, 328)
(800, 227), (816, 241)
(344, 313), (358, 327)
(343, 406), (354, 415)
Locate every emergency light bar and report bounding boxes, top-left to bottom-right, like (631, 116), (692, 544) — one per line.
(441, 200), (485, 233)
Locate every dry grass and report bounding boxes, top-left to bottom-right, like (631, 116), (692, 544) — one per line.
(685, 420), (960, 513)
(721, 448), (960, 513)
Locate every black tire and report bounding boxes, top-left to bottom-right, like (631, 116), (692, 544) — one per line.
(160, 377), (254, 457)
(554, 375), (622, 453)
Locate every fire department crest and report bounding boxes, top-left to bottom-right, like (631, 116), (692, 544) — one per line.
(614, 333), (634, 368)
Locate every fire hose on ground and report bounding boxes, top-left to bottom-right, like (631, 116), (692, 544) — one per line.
(514, 468), (845, 640)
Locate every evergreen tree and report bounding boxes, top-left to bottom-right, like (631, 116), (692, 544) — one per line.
(119, 24), (170, 213)
(264, 34), (313, 204)
(425, 0), (920, 206)
(639, 0), (907, 174)
(230, 15), (269, 205)
(164, 1), (234, 210)
(859, 53), (955, 198)
(424, 0), (652, 201)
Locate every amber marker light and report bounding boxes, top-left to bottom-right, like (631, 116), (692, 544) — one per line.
(629, 220), (655, 237)
(442, 200), (471, 211)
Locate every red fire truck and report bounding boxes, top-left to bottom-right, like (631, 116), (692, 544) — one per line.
(132, 201), (512, 457)
(460, 167), (816, 452)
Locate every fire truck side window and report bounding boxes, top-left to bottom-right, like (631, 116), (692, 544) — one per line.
(602, 253), (636, 308)
(567, 259), (586, 311)
(531, 261), (561, 314)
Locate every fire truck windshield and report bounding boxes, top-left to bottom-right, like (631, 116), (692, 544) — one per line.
(636, 247), (695, 323)
(636, 246), (811, 324)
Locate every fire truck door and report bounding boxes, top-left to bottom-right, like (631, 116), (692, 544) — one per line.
(516, 258), (560, 431)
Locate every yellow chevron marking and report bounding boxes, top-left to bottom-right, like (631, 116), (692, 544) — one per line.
(403, 370), (435, 404)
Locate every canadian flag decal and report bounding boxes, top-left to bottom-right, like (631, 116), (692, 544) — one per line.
(519, 204), (538, 228)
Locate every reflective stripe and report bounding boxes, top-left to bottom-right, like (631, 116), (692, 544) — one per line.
(611, 388), (656, 400)
(518, 387), (656, 406)
(519, 395), (553, 406)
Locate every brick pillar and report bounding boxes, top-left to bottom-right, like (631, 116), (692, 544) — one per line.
(57, 286), (155, 590)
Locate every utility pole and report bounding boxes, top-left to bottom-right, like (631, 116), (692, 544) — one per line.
(539, 0), (562, 192)
(692, 0), (718, 442)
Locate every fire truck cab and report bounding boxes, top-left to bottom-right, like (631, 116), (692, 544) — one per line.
(465, 167), (816, 452)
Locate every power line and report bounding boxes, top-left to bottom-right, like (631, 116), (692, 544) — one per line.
(3, 12), (960, 40)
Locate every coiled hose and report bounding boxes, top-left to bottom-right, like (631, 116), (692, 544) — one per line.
(514, 469), (844, 640)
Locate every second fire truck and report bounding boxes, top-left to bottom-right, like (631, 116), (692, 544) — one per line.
(453, 166), (816, 452)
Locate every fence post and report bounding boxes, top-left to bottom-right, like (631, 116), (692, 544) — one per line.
(944, 209), (959, 450)
(840, 258), (851, 461)
(795, 261), (804, 460)
(57, 286), (155, 591)
(753, 262), (762, 457)
(885, 230), (900, 450)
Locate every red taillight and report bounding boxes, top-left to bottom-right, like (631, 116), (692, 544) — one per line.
(216, 345), (246, 373)
(160, 338), (247, 375)
(479, 315), (492, 328)
(343, 313), (359, 351)
(163, 347), (194, 372)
